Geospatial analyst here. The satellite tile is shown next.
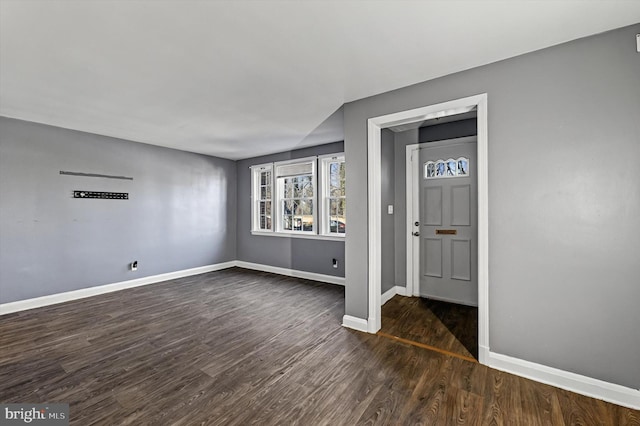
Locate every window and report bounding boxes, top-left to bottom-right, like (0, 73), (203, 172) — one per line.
(424, 157), (469, 179)
(275, 158), (316, 234)
(320, 154), (346, 235)
(251, 153), (345, 238)
(250, 163), (273, 231)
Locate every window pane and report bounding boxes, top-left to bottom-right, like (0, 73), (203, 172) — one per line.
(328, 198), (346, 234)
(329, 163), (339, 189)
(283, 215), (292, 231)
(291, 175), (312, 197)
(282, 200), (292, 230)
(283, 200), (293, 215)
(330, 186), (344, 197)
(329, 162), (345, 197)
(260, 171), (271, 186)
(297, 200), (313, 231)
(426, 162), (435, 178)
(458, 158), (469, 176)
(258, 200), (272, 230)
(297, 199), (308, 215)
(293, 178), (302, 198)
(446, 159), (457, 176)
(305, 175), (314, 197)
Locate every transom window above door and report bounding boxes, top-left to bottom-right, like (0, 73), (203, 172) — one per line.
(424, 157), (469, 179)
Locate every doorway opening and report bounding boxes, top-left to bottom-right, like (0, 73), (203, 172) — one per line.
(380, 131), (478, 361)
(366, 94), (489, 365)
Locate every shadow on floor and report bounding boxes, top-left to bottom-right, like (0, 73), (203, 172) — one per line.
(380, 295), (478, 360)
(419, 298), (478, 359)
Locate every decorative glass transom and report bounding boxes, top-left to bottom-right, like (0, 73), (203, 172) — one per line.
(424, 157), (470, 179)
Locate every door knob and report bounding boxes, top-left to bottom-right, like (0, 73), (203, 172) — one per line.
(412, 231), (420, 236)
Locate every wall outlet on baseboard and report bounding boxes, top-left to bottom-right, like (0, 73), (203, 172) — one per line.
(332, 258), (338, 269)
(130, 261), (138, 271)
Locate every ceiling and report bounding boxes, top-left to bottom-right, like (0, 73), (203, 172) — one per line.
(1, 1), (639, 160)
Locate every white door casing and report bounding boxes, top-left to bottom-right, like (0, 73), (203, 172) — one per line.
(366, 93), (489, 364)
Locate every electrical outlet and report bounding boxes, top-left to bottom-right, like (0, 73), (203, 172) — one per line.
(130, 261), (138, 271)
(332, 258), (338, 269)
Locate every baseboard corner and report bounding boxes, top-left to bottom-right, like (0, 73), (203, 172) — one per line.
(395, 285), (408, 296)
(342, 315), (369, 333)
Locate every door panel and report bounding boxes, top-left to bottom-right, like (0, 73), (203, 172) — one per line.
(423, 238), (443, 277)
(451, 239), (471, 281)
(418, 141), (477, 306)
(451, 185), (471, 226)
(423, 187), (442, 225)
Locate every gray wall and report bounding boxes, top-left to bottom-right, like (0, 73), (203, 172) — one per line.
(0, 117), (237, 303)
(380, 129), (395, 293)
(392, 129), (418, 289)
(419, 118), (477, 143)
(236, 142), (345, 278)
(344, 24), (640, 389)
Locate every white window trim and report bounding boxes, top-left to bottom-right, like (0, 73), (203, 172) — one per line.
(250, 154), (346, 240)
(250, 162), (273, 232)
(250, 230), (345, 241)
(319, 153), (346, 238)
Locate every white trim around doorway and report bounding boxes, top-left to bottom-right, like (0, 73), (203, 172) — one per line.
(366, 93), (490, 364)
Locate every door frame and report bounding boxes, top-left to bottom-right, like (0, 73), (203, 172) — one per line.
(367, 93), (489, 364)
(406, 136), (478, 300)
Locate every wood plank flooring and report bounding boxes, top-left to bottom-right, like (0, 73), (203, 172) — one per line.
(1, 267), (638, 425)
(380, 295), (478, 360)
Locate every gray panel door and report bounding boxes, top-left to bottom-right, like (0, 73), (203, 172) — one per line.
(418, 141), (477, 306)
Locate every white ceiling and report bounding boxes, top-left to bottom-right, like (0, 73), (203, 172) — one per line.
(1, 1), (639, 160)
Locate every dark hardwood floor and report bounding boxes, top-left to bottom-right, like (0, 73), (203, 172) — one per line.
(380, 295), (478, 360)
(1, 267), (638, 425)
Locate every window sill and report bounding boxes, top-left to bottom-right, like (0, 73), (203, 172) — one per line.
(251, 231), (346, 241)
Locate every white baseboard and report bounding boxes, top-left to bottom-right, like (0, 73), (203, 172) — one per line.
(487, 351), (640, 410)
(342, 315), (368, 333)
(3, 262), (637, 410)
(381, 285), (408, 305)
(0, 261), (236, 315)
(396, 285), (408, 296)
(478, 345), (490, 365)
(235, 261), (345, 286)
(1, 260), (345, 316)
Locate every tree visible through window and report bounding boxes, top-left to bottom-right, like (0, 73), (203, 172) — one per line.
(281, 174), (314, 232)
(323, 156), (346, 234)
(251, 154), (345, 237)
